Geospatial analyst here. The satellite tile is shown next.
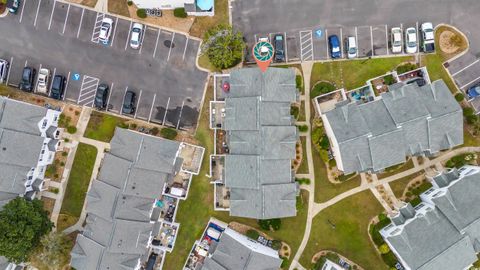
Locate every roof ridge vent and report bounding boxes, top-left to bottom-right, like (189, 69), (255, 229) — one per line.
(341, 105), (349, 123)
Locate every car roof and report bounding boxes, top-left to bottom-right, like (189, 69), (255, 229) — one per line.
(132, 23), (143, 29)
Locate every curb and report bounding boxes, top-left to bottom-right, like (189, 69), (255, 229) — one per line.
(0, 7), (8, 18)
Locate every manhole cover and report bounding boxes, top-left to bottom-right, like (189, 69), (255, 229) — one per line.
(164, 40), (175, 48)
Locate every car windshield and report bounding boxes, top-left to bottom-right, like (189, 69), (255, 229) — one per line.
(424, 28), (433, 33)
(393, 40), (401, 46)
(133, 28), (140, 33)
(348, 47), (356, 54)
(408, 41), (416, 47)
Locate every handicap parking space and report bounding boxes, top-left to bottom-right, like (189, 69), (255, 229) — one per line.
(49, 1), (69, 35)
(111, 18), (131, 51)
(62, 5), (83, 39)
(154, 30), (174, 61)
(312, 28), (327, 61)
(371, 24), (388, 56)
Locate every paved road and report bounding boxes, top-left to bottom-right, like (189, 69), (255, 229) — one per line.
(0, 0), (207, 130)
(233, 0), (480, 89)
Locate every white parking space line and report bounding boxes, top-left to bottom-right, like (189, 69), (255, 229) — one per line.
(148, 93), (156, 122)
(63, 71), (70, 101)
(416, 22), (419, 49)
(385, 25), (389, 55)
(24, 60), (28, 67)
(138, 28), (147, 54)
(182, 38), (189, 60)
(325, 29), (329, 59)
(48, 0), (57, 30)
(134, 90), (142, 118)
(34, 64), (42, 93)
(254, 34), (258, 42)
(460, 75), (480, 89)
(77, 75), (99, 103)
(125, 21), (133, 50)
(340, 28), (344, 58)
(110, 17), (119, 47)
(176, 100), (185, 129)
(284, 32), (288, 63)
(34, 0), (42, 27)
(6, 57), (13, 85)
(120, 86), (128, 115)
(153, 29), (161, 58)
(77, 9), (84, 39)
(355, 27), (358, 51)
(62, 4), (71, 35)
(162, 97), (170, 125)
(91, 12), (104, 43)
(19, 0), (26, 23)
(299, 30), (313, 61)
(452, 59), (480, 77)
(167, 32), (175, 61)
(106, 82), (114, 110)
(370, 26), (374, 55)
(49, 68), (56, 93)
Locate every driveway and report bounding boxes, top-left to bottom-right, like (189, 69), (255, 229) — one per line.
(0, 0), (208, 130)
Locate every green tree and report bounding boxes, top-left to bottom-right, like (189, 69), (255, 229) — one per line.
(202, 24), (245, 69)
(0, 197), (53, 263)
(379, 243), (391, 254)
(30, 232), (72, 270)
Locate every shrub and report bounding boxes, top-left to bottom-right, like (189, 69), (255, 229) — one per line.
(271, 240), (282, 250)
(455, 93), (465, 102)
(290, 105), (299, 119)
(61, 152), (68, 157)
(296, 178), (311, 185)
(379, 243), (390, 254)
(270, 218), (281, 230)
(63, 138), (69, 143)
(173, 7), (187, 18)
(50, 188), (59, 194)
(296, 75), (304, 93)
(258, 219), (270, 230)
(151, 127), (159, 135)
(383, 74), (396, 85)
(319, 134), (330, 150)
(450, 34), (464, 48)
(381, 251), (398, 267)
(257, 219), (282, 231)
(297, 125), (308, 132)
(74, 110), (80, 116)
(130, 123), (137, 129)
(311, 82), (335, 98)
(117, 122), (129, 129)
(60, 162), (65, 167)
(66, 126), (77, 134)
(160, 128), (177, 140)
(396, 63), (417, 74)
(137, 8), (147, 18)
(127, 0), (133, 6)
(463, 107), (474, 117)
(246, 229), (259, 240)
(280, 257), (288, 268)
(466, 114), (478, 125)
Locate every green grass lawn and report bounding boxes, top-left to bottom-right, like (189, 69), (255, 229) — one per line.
(297, 137), (309, 174)
(389, 172), (424, 198)
(84, 111), (127, 142)
(298, 101), (306, 122)
(310, 56), (413, 90)
(189, 0), (228, 38)
(420, 54), (458, 94)
(163, 82), (309, 269)
(312, 145), (361, 203)
(58, 143), (97, 231)
(300, 190), (386, 270)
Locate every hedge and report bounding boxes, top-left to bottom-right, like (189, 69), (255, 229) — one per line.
(173, 7), (187, 18)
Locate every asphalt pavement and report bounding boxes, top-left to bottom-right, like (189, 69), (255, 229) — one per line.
(0, 0), (207, 130)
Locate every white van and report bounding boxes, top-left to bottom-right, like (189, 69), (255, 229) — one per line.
(346, 36), (357, 59)
(0, 59), (9, 84)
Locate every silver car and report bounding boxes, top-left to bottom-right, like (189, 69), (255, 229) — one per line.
(0, 59), (9, 84)
(130, 23), (144, 49)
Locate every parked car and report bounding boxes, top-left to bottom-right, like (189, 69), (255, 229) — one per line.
(274, 34), (285, 62)
(122, 90), (136, 114)
(130, 23), (144, 49)
(36, 68), (50, 94)
(405, 27), (417, 54)
(391, 27), (403, 53)
(467, 83), (480, 99)
(7, 0), (20, 14)
(99, 17), (114, 43)
(0, 59), (9, 84)
(421, 22), (435, 53)
(19, 67), (36, 92)
(94, 83), (109, 109)
(346, 36), (357, 59)
(50, 75), (66, 100)
(328, 35), (341, 58)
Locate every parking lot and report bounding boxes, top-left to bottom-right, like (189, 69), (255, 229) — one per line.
(0, 0), (207, 130)
(246, 22), (422, 63)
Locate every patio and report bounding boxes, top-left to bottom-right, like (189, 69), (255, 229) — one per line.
(154, 196), (178, 223)
(214, 183), (230, 210)
(214, 74), (231, 101)
(210, 101), (226, 129)
(210, 155), (225, 183)
(347, 85), (375, 103)
(179, 143), (205, 174)
(153, 222), (180, 252)
(163, 171), (192, 199)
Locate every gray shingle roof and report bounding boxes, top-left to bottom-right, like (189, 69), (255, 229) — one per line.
(325, 80), (463, 174)
(0, 97), (47, 136)
(0, 256), (9, 270)
(70, 235), (104, 270)
(72, 128), (186, 270)
(201, 228), (282, 270)
(222, 68), (298, 219)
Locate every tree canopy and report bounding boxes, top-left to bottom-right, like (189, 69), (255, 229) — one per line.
(202, 24), (245, 69)
(0, 197), (53, 263)
(30, 232), (72, 270)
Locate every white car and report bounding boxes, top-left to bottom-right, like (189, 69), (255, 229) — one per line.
(36, 68), (50, 94)
(130, 23), (144, 49)
(346, 36), (357, 59)
(99, 18), (114, 43)
(421, 22), (435, 53)
(391, 27), (403, 53)
(405, 27), (417, 54)
(0, 59), (9, 84)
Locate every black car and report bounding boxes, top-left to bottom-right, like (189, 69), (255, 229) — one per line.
(122, 90), (136, 114)
(50, 75), (66, 100)
(274, 34), (285, 62)
(94, 83), (109, 109)
(19, 67), (36, 92)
